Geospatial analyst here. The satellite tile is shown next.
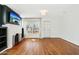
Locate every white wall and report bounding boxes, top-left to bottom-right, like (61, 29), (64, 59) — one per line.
(2, 24), (22, 49)
(50, 5), (79, 45)
(61, 5), (79, 45)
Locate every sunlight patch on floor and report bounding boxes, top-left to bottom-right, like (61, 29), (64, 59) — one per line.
(31, 39), (36, 42)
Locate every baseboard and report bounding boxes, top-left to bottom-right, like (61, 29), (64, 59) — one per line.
(0, 48), (9, 54)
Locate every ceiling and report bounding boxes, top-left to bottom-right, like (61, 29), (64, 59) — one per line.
(6, 4), (79, 18)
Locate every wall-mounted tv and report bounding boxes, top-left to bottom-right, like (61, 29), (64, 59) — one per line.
(9, 11), (21, 25)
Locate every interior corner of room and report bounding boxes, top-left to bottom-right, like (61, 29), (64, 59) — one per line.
(0, 4), (79, 55)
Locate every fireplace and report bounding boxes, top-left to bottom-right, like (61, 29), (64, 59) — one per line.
(15, 33), (19, 45)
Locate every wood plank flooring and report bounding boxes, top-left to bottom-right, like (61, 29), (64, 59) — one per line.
(1, 38), (79, 55)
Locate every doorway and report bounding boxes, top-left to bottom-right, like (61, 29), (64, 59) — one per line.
(24, 18), (41, 38)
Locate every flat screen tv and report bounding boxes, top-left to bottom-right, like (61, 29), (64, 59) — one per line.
(9, 12), (21, 25)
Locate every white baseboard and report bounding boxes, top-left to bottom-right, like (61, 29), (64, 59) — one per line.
(0, 48), (9, 54)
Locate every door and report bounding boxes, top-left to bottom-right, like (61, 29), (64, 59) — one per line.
(42, 21), (51, 38)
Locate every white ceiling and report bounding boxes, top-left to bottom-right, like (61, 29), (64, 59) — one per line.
(6, 4), (79, 18)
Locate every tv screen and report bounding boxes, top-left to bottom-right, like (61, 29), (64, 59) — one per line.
(10, 12), (21, 25)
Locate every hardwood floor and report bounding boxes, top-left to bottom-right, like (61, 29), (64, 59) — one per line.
(1, 38), (79, 55)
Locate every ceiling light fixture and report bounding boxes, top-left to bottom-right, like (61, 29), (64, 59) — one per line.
(40, 9), (48, 16)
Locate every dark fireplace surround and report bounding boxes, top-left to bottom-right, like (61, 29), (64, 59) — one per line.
(15, 33), (19, 45)
(13, 33), (19, 46)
